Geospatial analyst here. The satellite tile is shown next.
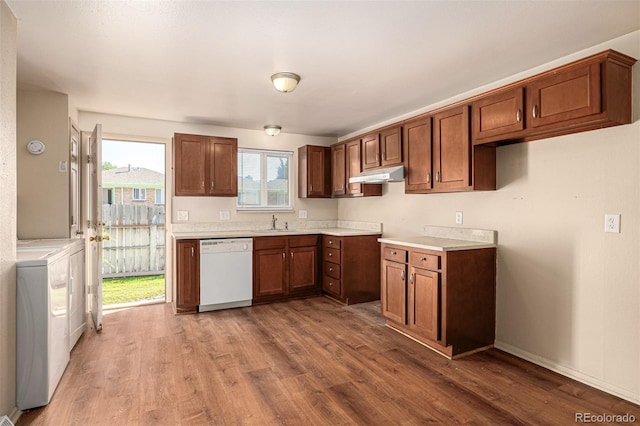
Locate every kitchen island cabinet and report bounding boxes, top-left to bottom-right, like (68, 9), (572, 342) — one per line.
(380, 235), (496, 358)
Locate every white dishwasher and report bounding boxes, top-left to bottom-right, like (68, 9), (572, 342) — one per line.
(199, 238), (253, 312)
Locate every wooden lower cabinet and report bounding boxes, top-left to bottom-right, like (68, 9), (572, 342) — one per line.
(322, 234), (381, 305)
(380, 243), (496, 358)
(175, 239), (200, 314)
(253, 235), (320, 304)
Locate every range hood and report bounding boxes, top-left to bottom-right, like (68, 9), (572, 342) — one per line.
(348, 165), (404, 184)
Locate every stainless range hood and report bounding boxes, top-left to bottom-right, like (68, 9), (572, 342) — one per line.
(348, 165), (404, 184)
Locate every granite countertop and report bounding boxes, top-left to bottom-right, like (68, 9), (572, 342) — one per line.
(378, 226), (497, 252)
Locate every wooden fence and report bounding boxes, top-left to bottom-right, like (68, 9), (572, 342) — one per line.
(102, 204), (166, 277)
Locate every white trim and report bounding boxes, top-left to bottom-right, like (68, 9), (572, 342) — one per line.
(494, 340), (640, 405)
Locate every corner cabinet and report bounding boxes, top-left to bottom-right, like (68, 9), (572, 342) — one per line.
(175, 239), (200, 314)
(380, 243), (497, 358)
(253, 235), (320, 304)
(298, 145), (331, 198)
(472, 50), (636, 145)
(174, 133), (237, 196)
(322, 234), (381, 305)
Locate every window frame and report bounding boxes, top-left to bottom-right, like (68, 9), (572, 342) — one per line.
(132, 187), (147, 201)
(236, 148), (294, 212)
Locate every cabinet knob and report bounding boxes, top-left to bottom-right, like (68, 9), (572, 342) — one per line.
(409, 273), (414, 284)
(328, 252), (333, 257)
(329, 267), (333, 272)
(436, 171), (440, 182)
(426, 173), (430, 184)
(210, 181), (214, 189)
(282, 252), (285, 260)
(391, 251), (397, 255)
(201, 181), (205, 188)
(329, 282), (334, 286)
(400, 269), (405, 281)
(420, 257), (426, 262)
(329, 240), (332, 245)
(532, 104), (538, 119)
(516, 108), (522, 123)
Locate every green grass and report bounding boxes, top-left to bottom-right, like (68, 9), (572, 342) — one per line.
(103, 275), (165, 305)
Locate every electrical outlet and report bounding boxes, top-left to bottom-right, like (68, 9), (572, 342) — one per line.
(299, 209), (308, 219)
(455, 211), (463, 225)
(177, 210), (189, 221)
(219, 210), (230, 220)
(604, 214), (621, 233)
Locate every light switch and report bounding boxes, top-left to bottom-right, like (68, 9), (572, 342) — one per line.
(177, 210), (189, 221)
(219, 210), (230, 220)
(299, 210), (308, 219)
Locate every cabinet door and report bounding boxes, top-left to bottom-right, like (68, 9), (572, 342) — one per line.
(528, 62), (601, 129)
(174, 134), (207, 196)
(289, 246), (317, 293)
(331, 143), (346, 196)
(345, 140), (363, 195)
(208, 137), (237, 196)
(433, 106), (471, 190)
(380, 127), (402, 167)
(362, 133), (380, 170)
(254, 249), (287, 298)
(404, 117), (432, 192)
(408, 267), (440, 341)
(381, 259), (407, 324)
(472, 87), (525, 142)
(176, 240), (200, 312)
(308, 146), (330, 197)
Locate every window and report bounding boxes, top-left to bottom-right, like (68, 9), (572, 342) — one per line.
(155, 189), (165, 205)
(237, 148), (292, 210)
(102, 188), (113, 205)
(133, 188), (146, 201)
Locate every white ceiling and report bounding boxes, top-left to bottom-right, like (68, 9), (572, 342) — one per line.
(7, 1), (640, 138)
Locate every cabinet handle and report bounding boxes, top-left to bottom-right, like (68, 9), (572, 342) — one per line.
(282, 252), (285, 261)
(291, 252), (294, 259)
(310, 184), (313, 192)
(400, 269), (405, 281)
(426, 173), (430, 183)
(376, 152), (379, 162)
(532, 105), (538, 118)
(516, 108), (522, 123)
(409, 273), (414, 285)
(191, 247), (194, 257)
(436, 171), (440, 182)
(201, 181), (205, 188)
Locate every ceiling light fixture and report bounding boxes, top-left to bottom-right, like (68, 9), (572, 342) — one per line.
(264, 125), (282, 136)
(271, 72), (300, 93)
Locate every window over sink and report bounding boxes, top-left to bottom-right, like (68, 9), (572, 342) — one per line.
(237, 148), (293, 211)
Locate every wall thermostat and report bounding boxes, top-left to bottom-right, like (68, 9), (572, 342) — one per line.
(27, 139), (46, 155)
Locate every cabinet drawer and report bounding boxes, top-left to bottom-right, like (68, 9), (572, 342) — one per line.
(288, 235), (319, 248)
(324, 261), (341, 279)
(409, 252), (441, 270)
(323, 275), (342, 296)
(383, 246), (407, 263)
(253, 236), (286, 250)
(324, 247), (341, 263)
(323, 236), (342, 249)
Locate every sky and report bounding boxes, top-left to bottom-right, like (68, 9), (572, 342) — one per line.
(102, 139), (165, 173)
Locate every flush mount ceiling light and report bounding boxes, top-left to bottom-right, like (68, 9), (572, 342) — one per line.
(264, 125), (282, 136)
(271, 72), (300, 93)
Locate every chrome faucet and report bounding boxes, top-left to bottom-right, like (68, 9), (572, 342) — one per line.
(271, 215), (277, 230)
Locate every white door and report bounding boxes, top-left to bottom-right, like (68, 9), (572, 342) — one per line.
(88, 124), (104, 331)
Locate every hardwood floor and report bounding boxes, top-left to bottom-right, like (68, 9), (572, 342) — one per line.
(18, 297), (640, 425)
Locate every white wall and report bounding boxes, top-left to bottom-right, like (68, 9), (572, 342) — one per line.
(338, 31), (640, 403)
(78, 113), (338, 228)
(0, 0), (17, 420)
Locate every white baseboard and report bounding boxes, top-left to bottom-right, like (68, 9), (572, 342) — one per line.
(494, 340), (640, 405)
(8, 407), (21, 424)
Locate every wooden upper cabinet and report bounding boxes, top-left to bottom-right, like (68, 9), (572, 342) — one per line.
(433, 105), (471, 191)
(472, 50), (636, 145)
(331, 143), (346, 196)
(174, 134), (208, 196)
(362, 133), (380, 170)
(472, 87), (525, 142)
(209, 137), (237, 196)
(299, 145), (331, 198)
(174, 133), (237, 196)
(528, 62), (601, 129)
(380, 126), (403, 167)
(344, 139), (382, 197)
(404, 117), (432, 193)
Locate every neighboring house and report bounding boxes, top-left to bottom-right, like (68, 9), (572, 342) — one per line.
(102, 166), (165, 206)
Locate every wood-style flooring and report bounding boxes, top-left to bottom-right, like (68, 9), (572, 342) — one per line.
(18, 297), (640, 425)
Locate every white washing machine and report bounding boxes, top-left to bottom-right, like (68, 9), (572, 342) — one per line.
(16, 242), (73, 410)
